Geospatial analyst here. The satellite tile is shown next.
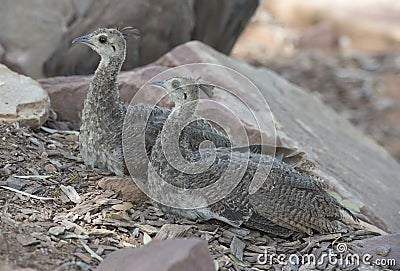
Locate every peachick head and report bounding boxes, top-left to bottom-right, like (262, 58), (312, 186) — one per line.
(150, 77), (214, 106)
(72, 27), (138, 59)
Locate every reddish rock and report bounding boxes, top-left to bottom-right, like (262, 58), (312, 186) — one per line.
(96, 239), (214, 271)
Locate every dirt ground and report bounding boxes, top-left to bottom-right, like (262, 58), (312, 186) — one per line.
(0, 121), (394, 271)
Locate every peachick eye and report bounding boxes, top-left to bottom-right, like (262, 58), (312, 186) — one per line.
(98, 35), (107, 43)
(172, 80), (180, 88)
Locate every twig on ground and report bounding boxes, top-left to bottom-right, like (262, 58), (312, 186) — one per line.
(40, 126), (79, 136)
(0, 185), (55, 200)
(79, 239), (103, 262)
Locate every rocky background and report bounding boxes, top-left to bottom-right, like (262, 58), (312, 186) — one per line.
(231, 0), (400, 163)
(1, 1), (400, 270)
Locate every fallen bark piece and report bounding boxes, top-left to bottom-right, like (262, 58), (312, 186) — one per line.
(98, 176), (148, 203)
(60, 185), (82, 204)
(230, 236), (246, 261)
(155, 224), (192, 240)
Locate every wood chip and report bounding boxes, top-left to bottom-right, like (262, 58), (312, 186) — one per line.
(79, 240), (103, 262)
(303, 233), (341, 243)
(60, 233), (89, 240)
(111, 202), (133, 211)
(143, 232), (152, 245)
(0, 185), (55, 201)
(89, 229), (115, 236)
(100, 218), (134, 228)
(230, 236), (246, 261)
(155, 224), (192, 240)
(228, 227), (250, 237)
(135, 224), (160, 235)
(60, 185), (82, 204)
(74, 252), (93, 264)
(61, 220), (89, 235)
(16, 234), (39, 246)
(95, 198), (122, 206)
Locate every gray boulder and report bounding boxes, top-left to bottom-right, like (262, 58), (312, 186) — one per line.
(0, 0), (75, 78)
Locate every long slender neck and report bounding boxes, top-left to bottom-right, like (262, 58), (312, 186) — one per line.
(87, 54), (125, 107)
(172, 100), (199, 123)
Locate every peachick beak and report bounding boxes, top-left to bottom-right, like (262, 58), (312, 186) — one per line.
(149, 80), (166, 89)
(199, 83), (215, 98)
(72, 34), (93, 45)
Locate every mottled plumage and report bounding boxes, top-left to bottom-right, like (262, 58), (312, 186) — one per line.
(148, 77), (358, 237)
(73, 29), (358, 237)
(73, 29), (231, 179)
(73, 28), (128, 176)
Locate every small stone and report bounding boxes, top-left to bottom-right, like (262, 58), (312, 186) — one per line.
(48, 226), (66, 236)
(44, 164), (57, 172)
(47, 143), (57, 150)
(375, 245), (391, 257)
(60, 185), (82, 204)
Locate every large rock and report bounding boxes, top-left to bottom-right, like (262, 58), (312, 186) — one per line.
(96, 239), (214, 271)
(0, 64), (50, 128)
(0, 1), (257, 78)
(43, 0), (192, 77)
(40, 41), (400, 232)
(43, 0), (258, 76)
(0, 0), (75, 78)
